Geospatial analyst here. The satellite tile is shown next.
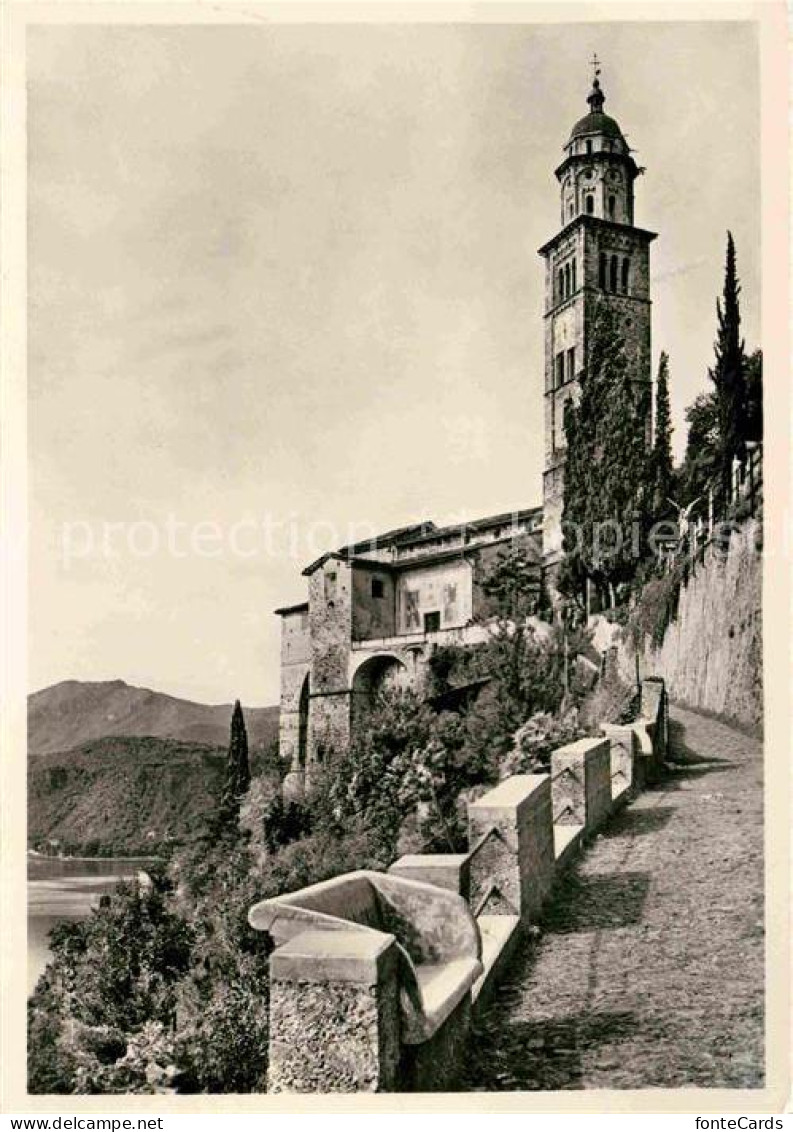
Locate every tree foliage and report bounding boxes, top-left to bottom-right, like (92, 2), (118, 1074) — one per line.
(559, 301), (652, 609)
(28, 874), (194, 1094)
(651, 351), (674, 519)
(680, 389), (719, 509)
(679, 237), (761, 517)
(744, 349), (763, 445)
(219, 700), (251, 830)
(708, 231), (747, 508)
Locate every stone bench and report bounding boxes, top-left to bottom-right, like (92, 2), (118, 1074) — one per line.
(249, 869), (483, 1051)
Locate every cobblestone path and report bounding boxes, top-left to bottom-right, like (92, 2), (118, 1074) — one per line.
(460, 706), (764, 1090)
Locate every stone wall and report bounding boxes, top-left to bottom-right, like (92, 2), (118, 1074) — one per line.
(621, 525), (762, 730)
(278, 661), (309, 771)
(308, 559), (354, 763)
(277, 610), (310, 770)
(351, 564), (396, 641)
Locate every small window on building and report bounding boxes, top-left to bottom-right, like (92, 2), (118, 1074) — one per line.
(558, 267), (564, 301)
(599, 252), (607, 289)
(610, 254), (618, 293)
(566, 347), (575, 382)
(586, 139), (592, 154)
(608, 195), (616, 219)
(571, 259), (577, 293)
(586, 194), (594, 214)
(556, 351), (565, 389)
(564, 263), (571, 298)
(424, 611), (441, 633)
(622, 257), (630, 294)
(561, 397), (573, 444)
(371, 577), (384, 599)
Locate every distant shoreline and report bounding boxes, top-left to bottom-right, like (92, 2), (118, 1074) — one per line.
(27, 849), (162, 864)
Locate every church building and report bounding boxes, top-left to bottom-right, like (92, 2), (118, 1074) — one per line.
(274, 73), (656, 785)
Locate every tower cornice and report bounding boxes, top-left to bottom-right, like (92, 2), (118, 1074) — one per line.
(542, 287), (652, 321)
(537, 214), (657, 258)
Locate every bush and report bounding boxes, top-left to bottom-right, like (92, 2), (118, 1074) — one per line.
(28, 812), (393, 1095)
(579, 673), (639, 730)
(28, 876), (193, 1095)
(624, 570), (682, 651)
(328, 691), (472, 858)
(498, 710), (585, 778)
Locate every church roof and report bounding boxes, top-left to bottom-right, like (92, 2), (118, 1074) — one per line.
(568, 110), (624, 142)
(298, 506), (543, 576)
(566, 73), (626, 145)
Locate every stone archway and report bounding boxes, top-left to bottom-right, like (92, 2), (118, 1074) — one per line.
(350, 653), (409, 730)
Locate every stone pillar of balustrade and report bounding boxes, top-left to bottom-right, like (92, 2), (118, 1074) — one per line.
(599, 722), (637, 800)
(640, 676), (668, 756)
(551, 737), (613, 834)
(467, 775), (554, 923)
(388, 853), (471, 900)
(267, 929), (401, 1093)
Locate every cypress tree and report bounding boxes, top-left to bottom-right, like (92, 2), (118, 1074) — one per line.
(651, 352), (674, 517)
(709, 232), (746, 509)
(220, 700), (251, 826)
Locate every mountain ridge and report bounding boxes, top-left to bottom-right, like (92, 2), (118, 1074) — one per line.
(28, 678), (279, 756)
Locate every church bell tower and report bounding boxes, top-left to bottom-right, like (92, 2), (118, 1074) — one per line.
(539, 70), (656, 568)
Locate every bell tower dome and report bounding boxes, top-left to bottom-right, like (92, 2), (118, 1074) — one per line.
(558, 76), (638, 228)
(539, 69), (657, 570)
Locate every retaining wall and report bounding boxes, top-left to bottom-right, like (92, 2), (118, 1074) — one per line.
(616, 526), (761, 730)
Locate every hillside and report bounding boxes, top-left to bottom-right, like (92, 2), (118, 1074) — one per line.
(28, 735), (233, 855)
(28, 679), (279, 756)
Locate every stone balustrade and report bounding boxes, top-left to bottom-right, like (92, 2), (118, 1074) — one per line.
(599, 722), (638, 800)
(468, 774), (554, 922)
(550, 736), (612, 834)
(252, 677), (669, 1093)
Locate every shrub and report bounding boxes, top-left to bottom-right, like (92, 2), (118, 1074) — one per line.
(579, 673), (639, 730)
(498, 709), (585, 778)
(328, 691), (472, 858)
(624, 570), (683, 651)
(28, 876), (194, 1095)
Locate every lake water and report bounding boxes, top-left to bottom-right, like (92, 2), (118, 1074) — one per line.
(27, 855), (159, 995)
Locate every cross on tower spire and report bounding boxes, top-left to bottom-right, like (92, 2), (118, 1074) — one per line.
(587, 56), (605, 113)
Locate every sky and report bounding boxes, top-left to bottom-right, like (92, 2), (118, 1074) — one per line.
(28, 17), (761, 706)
